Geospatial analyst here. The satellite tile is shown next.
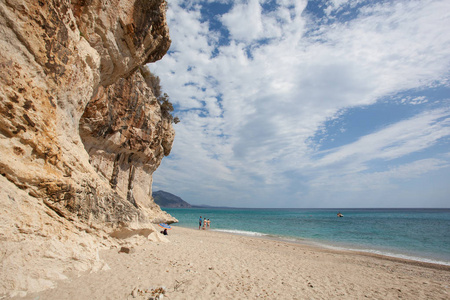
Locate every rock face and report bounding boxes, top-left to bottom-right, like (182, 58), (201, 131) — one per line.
(0, 0), (176, 296)
(79, 68), (175, 220)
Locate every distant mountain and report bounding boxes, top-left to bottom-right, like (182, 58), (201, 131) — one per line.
(152, 190), (192, 208)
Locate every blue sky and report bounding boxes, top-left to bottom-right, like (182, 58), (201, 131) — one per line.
(150, 0), (450, 208)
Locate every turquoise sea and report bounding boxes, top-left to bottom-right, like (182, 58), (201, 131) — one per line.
(163, 208), (450, 266)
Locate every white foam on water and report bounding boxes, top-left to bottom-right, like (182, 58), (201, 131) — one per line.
(319, 244), (450, 266)
(201, 227), (450, 266)
(217, 231), (450, 267)
(213, 229), (268, 237)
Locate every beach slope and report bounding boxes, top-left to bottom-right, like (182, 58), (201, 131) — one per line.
(23, 227), (450, 299)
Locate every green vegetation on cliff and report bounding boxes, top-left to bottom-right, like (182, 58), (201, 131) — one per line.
(153, 190), (191, 208)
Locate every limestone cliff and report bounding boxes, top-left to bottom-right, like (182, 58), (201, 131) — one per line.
(0, 0), (176, 296)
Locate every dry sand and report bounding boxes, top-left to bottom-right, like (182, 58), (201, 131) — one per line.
(18, 226), (450, 299)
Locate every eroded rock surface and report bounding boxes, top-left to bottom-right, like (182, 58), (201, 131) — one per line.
(0, 0), (175, 296)
(79, 68), (175, 220)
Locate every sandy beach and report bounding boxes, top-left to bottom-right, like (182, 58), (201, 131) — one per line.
(20, 226), (450, 300)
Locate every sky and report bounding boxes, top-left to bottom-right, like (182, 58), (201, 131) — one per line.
(150, 0), (450, 208)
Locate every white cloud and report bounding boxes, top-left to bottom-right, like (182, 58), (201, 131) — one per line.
(151, 0), (450, 207)
(220, 0), (263, 42)
(314, 109), (450, 168)
(305, 109), (450, 199)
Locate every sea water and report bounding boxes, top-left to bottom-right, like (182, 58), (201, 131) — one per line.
(163, 208), (450, 266)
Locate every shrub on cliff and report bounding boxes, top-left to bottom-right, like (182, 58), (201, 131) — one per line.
(158, 92), (173, 119)
(139, 65), (161, 98)
(139, 66), (179, 123)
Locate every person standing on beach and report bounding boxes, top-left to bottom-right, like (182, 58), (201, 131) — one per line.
(207, 219), (210, 229)
(199, 216), (202, 230)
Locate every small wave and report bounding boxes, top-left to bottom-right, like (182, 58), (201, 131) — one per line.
(213, 229), (268, 237)
(321, 244), (450, 266)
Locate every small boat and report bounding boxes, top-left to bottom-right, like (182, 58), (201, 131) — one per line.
(337, 213), (344, 217)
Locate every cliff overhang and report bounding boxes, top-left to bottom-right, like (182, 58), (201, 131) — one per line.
(0, 0), (176, 296)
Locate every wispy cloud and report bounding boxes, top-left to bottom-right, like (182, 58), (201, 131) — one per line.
(151, 0), (450, 207)
(314, 109), (450, 167)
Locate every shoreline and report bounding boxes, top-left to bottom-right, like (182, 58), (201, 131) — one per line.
(20, 225), (450, 299)
(201, 226), (450, 269)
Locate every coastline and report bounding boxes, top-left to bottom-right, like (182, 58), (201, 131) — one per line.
(164, 207), (450, 268)
(212, 227), (450, 269)
(20, 226), (450, 299)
